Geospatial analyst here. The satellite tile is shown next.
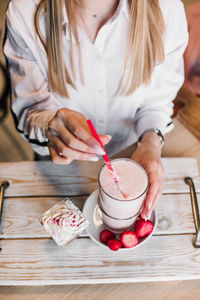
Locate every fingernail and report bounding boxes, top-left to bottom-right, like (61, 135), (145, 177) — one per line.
(106, 135), (112, 140)
(145, 212), (151, 220)
(94, 146), (105, 155)
(88, 156), (99, 161)
(148, 202), (152, 209)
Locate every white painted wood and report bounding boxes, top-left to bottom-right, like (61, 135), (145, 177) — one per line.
(0, 196), (88, 238)
(0, 158), (199, 197)
(0, 160), (103, 197)
(162, 158), (200, 194)
(0, 235), (199, 286)
(0, 193), (199, 239)
(0, 157), (199, 286)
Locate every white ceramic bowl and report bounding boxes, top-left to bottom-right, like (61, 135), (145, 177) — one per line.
(83, 190), (157, 252)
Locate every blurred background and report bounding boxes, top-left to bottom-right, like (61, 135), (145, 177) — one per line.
(0, 0), (199, 162)
(0, 0), (33, 161)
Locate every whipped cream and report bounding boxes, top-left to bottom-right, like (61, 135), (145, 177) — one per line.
(38, 199), (89, 246)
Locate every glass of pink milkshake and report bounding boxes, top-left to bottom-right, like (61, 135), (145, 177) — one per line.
(98, 158), (149, 233)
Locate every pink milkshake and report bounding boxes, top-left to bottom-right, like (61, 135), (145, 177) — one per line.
(98, 158), (149, 232)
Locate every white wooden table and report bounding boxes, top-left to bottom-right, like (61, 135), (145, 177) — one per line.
(0, 157), (200, 286)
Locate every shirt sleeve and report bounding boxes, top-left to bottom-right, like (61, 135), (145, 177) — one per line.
(134, 0), (189, 139)
(3, 5), (63, 156)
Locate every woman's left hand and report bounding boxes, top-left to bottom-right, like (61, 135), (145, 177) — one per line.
(131, 131), (164, 220)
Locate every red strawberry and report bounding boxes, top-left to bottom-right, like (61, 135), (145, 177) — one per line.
(120, 231), (138, 248)
(107, 239), (122, 251)
(100, 229), (115, 243)
(134, 219), (154, 238)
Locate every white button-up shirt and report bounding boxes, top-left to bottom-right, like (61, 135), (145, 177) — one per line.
(4, 0), (188, 156)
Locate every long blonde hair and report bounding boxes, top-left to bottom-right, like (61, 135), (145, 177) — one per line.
(34, 0), (165, 97)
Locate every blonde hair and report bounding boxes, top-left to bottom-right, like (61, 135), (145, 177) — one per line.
(34, 0), (165, 97)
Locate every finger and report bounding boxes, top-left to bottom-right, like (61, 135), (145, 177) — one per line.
(49, 135), (99, 161)
(49, 124), (102, 155)
(145, 181), (159, 210)
(99, 135), (112, 145)
(67, 119), (105, 154)
(140, 181), (159, 220)
(145, 189), (162, 220)
(149, 189), (162, 214)
(48, 144), (73, 165)
(141, 188), (162, 220)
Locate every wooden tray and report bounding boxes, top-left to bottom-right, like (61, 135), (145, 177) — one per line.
(0, 158), (200, 285)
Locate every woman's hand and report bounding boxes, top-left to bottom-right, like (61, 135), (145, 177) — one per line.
(131, 131), (164, 220)
(46, 108), (111, 165)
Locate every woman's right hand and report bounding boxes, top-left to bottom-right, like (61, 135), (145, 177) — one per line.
(46, 108), (111, 165)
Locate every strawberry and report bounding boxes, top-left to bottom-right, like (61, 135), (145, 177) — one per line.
(100, 229), (115, 243)
(107, 239), (122, 251)
(120, 231), (138, 248)
(134, 219), (154, 238)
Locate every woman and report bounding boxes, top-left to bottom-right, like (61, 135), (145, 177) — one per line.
(4, 0), (188, 219)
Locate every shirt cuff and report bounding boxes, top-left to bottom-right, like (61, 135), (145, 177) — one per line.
(26, 110), (57, 141)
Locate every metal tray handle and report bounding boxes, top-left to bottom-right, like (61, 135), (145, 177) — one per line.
(185, 177), (200, 248)
(0, 181), (9, 251)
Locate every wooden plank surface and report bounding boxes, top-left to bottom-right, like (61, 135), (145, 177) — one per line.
(1, 280), (200, 300)
(0, 157), (200, 286)
(0, 196), (86, 239)
(0, 158), (199, 197)
(0, 235), (200, 285)
(176, 87), (200, 141)
(0, 193), (199, 239)
(162, 119), (200, 171)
